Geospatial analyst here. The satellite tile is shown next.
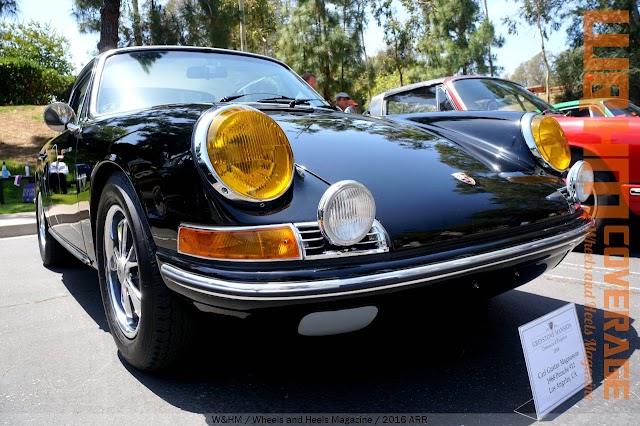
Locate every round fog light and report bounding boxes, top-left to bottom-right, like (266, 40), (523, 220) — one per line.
(318, 180), (376, 246)
(566, 160), (594, 203)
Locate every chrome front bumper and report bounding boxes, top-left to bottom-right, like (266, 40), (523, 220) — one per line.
(160, 221), (593, 303)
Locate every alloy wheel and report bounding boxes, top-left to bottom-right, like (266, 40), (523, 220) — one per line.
(103, 204), (142, 339)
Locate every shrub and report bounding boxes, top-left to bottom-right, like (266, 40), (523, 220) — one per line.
(0, 57), (74, 105)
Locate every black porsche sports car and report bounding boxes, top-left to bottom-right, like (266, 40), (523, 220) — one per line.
(38, 46), (593, 371)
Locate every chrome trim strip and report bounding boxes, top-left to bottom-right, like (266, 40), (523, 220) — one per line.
(296, 220), (389, 260)
(630, 188), (640, 196)
(160, 222), (591, 302)
(49, 228), (92, 265)
(177, 220), (390, 261)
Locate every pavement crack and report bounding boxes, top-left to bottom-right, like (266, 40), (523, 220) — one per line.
(0, 293), (70, 309)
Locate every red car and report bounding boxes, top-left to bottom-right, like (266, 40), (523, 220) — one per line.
(369, 76), (640, 224)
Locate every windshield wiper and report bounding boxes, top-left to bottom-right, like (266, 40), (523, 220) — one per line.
(219, 94), (247, 102)
(541, 108), (565, 115)
(219, 94), (313, 107)
(257, 96), (312, 107)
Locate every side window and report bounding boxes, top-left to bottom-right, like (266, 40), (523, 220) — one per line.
(570, 107), (591, 117)
(68, 74), (91, 118)
(589, 106), (605, 117)
(436, 85), (455, 111)
(386, 86), (438, 114)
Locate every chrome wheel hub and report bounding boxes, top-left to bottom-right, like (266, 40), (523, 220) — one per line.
(37, 194), (46, 252)
(104, 205), (141, 339)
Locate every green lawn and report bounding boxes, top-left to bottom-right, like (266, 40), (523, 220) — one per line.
(0, 162), (36, 214)
(0, 179), (36, 214)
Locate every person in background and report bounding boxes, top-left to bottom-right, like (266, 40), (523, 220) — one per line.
(346, 99), (359, 114)
(335, 92), (358, 113)
(48, 154), (69, 194)
(302, 72), (318, 90)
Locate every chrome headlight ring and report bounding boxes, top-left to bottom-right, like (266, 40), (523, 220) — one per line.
(318, 180), (376, 247)
(192, 104), (295, 203)
(566, 160), (594, 203)
(520, 112), (571, 172)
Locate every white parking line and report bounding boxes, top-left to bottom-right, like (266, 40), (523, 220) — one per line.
(560, 261), (640, 276)
(544, 273), (640, 292)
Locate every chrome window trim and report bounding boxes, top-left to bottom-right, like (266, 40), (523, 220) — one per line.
(160, 221), (592, 301)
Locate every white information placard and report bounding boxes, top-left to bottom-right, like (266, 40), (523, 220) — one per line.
(518, 303), (591, 420)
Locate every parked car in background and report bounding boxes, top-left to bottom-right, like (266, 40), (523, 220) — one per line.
(369, 75), (640, 226)
(38, 47), (592, 371)
(553, 98), (640, 118)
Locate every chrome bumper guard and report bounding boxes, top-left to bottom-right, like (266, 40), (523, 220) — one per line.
(160, 222), (592, 302)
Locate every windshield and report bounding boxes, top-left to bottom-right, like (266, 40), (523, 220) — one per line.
(95, 50), (327, 115)
(451, 78), (554, 113)
(604, 99), (640, 117)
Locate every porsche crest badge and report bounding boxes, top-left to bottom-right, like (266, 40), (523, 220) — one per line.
(451, 172), (476, 186)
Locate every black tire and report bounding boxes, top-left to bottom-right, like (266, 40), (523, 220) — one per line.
(36, 190), (72, 267)
(96, 172), (192, 371)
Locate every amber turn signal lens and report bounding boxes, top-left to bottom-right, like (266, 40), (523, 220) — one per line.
(178, 225), (301, 261)
(530, 116), (571, 171)
(207, 106), (294, 201)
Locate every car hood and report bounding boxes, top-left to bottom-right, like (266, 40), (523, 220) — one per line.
(272, 111), (576, 251)
(95, 104), (577, 252)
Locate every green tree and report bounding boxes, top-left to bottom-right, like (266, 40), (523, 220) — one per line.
(565, 0), (640, 103)
(242, 0), (280, 55)
(275, 0), (365, 102)
(509, 51), (549, 87)
(0, 21), (74, 75)
(0, 0), (18, 19)
(419, 0), (503, 77)
(552, 47), (583, 102)
(73, 0), (104, 34)
(372, 0), (419, 86)
(0, 21), (74, 104)
(503, 0), (567, 103)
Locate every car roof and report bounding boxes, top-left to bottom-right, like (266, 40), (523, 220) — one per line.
(95, 45), (290, 69)
(376, 75), (528, 98)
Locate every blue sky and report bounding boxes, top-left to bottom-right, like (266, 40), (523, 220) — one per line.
(15, 0), (568, 76)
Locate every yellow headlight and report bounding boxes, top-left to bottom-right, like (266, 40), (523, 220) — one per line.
(529, 115), (571, 171)
(205, 105), (294, 201)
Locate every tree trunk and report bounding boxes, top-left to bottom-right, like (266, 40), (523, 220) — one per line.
(630, 0), (640, 29)
(97, 0), (121, 53)
(536, 14), (551, 103)
(483, 0), (493, 76)
(132, 0), (142, 45)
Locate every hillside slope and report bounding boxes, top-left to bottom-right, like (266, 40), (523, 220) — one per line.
(0, 105), (56, 166)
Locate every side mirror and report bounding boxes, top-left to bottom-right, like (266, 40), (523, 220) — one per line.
(44, 102), (76, 133)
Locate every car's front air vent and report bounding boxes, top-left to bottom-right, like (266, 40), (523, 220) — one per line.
(294, 220), (389, 260)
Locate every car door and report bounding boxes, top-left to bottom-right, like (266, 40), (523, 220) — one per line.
(48, 70), (92, 254)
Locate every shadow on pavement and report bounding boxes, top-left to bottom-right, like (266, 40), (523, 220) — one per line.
(105, 290), (637, 425)
(50, 262), (108, 332)
(45, 227), (637, 424)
